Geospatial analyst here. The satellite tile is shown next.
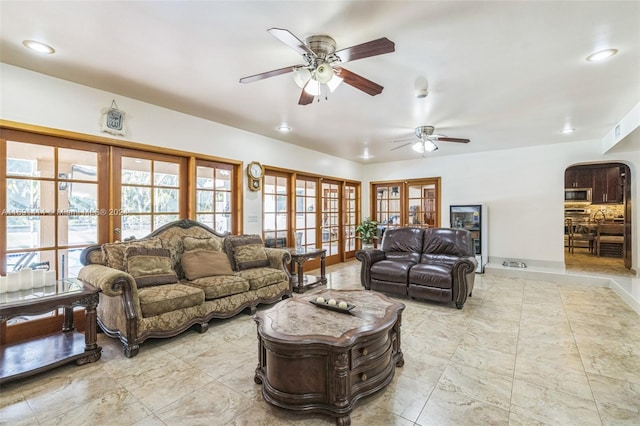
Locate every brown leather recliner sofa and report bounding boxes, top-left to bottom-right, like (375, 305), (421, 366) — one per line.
(355, 227), (477, 309)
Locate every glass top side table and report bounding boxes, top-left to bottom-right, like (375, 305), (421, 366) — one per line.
(285, 247), (327, 293)
(0, 278), (102, 384)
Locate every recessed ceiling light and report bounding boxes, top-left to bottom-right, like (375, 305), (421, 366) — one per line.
(22, 40), (55, 54)
(586, 48), (618, 62)
(562, 128), (575, 134)
(277, 125), (291, 132)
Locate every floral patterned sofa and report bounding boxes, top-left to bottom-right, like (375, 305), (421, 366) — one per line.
(78, 219), (291, 357)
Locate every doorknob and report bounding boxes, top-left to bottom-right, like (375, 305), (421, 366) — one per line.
(114, 227), (121, 235)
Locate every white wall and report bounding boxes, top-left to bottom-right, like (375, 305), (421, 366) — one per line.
(0, 64), (363, 234)
(1, 63), (638, 271)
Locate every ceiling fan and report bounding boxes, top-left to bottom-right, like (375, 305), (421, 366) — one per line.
(390, 126), (470, 154)
(239, 28), (395, 105)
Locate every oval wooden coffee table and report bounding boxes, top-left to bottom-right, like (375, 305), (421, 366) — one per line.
(253, 289), (404, 426)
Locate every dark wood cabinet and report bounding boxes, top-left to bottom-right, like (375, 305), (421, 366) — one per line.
(592, 166), (622, 204)
(565, 167), (593, 188)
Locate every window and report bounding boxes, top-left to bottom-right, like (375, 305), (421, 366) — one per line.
(295, 177), (317, 249)
(112, 149), (187, 240)
(408, 182), (437, 227)
(321, 181), (340, 259)
(2, 134), (108, 279)
(195, 160), (235, 233)
(263, 172), (289, 248)
(262, 168), (361, 264)
(372, 178), (441, 235)
(375, 185), (402, 227)
(343, 183), (358, 255)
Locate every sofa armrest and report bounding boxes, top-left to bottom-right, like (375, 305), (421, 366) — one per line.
(78, 264), (137, 297)
(264, 247), (292, 276)
(451, 256), (478, 308)
(355, 249), (386, 290)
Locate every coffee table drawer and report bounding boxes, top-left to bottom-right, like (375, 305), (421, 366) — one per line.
(351, 331), (391, 369)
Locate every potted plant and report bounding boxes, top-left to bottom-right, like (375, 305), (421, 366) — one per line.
(355, 217), (379, 249)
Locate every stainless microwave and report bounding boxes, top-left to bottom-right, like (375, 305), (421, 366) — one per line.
(565, 188), (592, 202)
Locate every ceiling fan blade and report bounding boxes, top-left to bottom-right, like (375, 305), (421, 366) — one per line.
(268, 28), (316, 58)
(334, 37), (395, 63)
(334, 67), (383, 96)
(434, 137), (470, 143)
(389, 137), (415, 143)
(390, 142), (413, 151)
(239, 65), (298, 84)
(298, 83), (315, 106)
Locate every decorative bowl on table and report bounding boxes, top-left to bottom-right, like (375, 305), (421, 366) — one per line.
(309, 296), (355, 314)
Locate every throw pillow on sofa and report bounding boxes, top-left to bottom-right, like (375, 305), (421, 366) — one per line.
(182, 236), (223, 252)
(102, 237), (163, 271)
(182, 250), (234, 280)
(125, 247), (178, 288)
(224, 235), (270, 271)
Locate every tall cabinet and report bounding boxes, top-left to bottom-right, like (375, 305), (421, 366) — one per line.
(450, 204), (488, 273)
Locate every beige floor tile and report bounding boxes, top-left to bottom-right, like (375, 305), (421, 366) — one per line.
(39, 388), (151, 426)
(396, 349), (448, 386)
(575, 337), (640, 385)
(514, 355), (592, 399)
(451, 340), (516, 378)
(416, 384), (510, 426)
(371, 373), (434, 421)
(587, 372), (640, 416)
(510, 379), (601, 426)
(0, 391), (38, 426)
(433, 363), (513, 411)
(153, 380), (251, 425)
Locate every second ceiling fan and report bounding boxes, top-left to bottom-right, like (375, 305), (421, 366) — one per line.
(239, 28), (395, 105)
(390, 126), (471, 155)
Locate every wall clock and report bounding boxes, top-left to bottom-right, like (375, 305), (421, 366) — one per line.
(247, 161), (264, 191)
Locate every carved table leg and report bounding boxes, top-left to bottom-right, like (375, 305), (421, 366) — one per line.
(296, 258), (305, 292)
(62, 307), (74, 332)
(84, 303), (98, 351)
(320, 251), (327, 285)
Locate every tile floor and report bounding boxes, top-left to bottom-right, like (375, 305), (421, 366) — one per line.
(1, 261), (639, 425)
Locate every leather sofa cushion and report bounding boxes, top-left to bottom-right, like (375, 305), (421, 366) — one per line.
(423, 228), (474, 257)
(186, 275), (250, 299)
(138, 283), (204, 317)
(409, 263), (452, 289)
(381, 227), (424, 252)
(370, 259), (415, 284)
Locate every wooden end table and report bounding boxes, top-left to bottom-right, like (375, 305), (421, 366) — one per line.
(253, 289), (404, 425)
(0, 278), (102, 384)
(285, 247), (327, 293)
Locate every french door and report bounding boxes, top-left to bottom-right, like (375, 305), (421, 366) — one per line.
(110, 148), (188, 241)
(1, 130), (109, 279)
(1, 129), (109, 342)
(372, 178), (441, 240)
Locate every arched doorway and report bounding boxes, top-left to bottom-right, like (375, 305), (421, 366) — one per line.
(564, 162), (632, 274)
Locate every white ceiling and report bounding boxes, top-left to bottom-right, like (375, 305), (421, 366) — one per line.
(1, 1), (639, 164)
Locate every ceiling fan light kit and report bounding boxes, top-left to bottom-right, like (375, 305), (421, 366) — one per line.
(239, 28), (395, 105)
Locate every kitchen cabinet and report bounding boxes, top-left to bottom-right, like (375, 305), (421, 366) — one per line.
(565, 167), (592, 188)
(592, 166), (622, 204)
